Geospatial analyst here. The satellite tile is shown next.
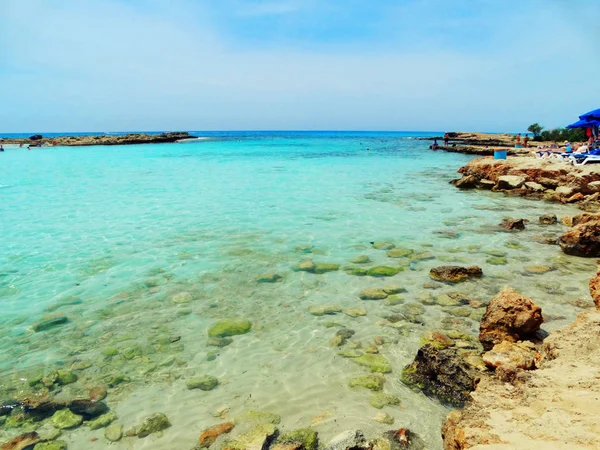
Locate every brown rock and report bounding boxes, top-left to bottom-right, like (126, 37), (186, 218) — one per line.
(482, 341), (537, 372)
(477, 179), (496, 190)
(564, 192), (585, 203)
(478, 286), (543, 350)
(199, 422), (235, 448)
(498, 218), (526, 231)
(538, 177), (560, 189)
(429, 266), (483, 283)
(0, 433), (40, 450)
(88, 385), (107, 402)
(558, 221), (600, 257)
(590, 271), (600, 311)
(454, 175), (478, 189)
(538, 214), (557, 225)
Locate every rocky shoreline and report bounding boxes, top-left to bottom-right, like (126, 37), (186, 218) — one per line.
(1, 132), (194, 147)
(419, 132), (531, 156)
(452, 156), (600, 212)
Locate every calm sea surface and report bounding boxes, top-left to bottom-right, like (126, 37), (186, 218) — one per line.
(0, 132), (596, 449)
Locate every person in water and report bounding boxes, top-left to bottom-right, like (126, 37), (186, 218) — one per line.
(431, 138), (439, 150)
(0, 144), (4, 152)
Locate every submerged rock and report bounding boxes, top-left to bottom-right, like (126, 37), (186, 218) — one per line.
(293, 260), (317, 272)
(374, 412), (394, 425)
(350, 255), (371, 264)
(313, 263), (340, 274)
(351, 354), (392, 373)
(367, 266), (403, 277)
(278, 428), (319, 450)
(208, 319), (252, 337)
(170, 291), (193, 304)
(372, 242), (396, 250)
(32, 313), (68, 332)
(359, 289), (388, 300)
(478, 286), (543, 350)
(187, 375), (219, 391)
(342, 266), (368, 276)
(349, 375), (384, 391)
(325, 430), (368, 450)
(309, 305), (342, 316)
(386, 248), (413, 258)
(87, 410), (117, 430)
(55, 370), (77, 386)
(136, 412), (171, 438)
(199, 422), (235, 448)
(369, 393), (401, 409)
(429, 266), (482, 283)
(33, 442), (67, 450)
(344, 308), (367, 318)
(0, 432), (40, 450)
(223, 424), (277, 450)
(256, 273), (283, 283)
(51, 409), (83, 429)
(105, 422), (123, 442)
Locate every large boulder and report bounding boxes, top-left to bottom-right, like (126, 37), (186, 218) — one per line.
(495, 175), (526, 190)
(401, 344), (482, 406)
(559, 221), (600, 257)
(478, 287), (543, 350)
(429, 266), (482, 283)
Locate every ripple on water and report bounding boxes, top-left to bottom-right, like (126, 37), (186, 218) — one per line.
(0, 137), (596, 449)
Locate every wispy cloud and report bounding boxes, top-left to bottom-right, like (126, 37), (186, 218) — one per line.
(1, 0), (599, 132)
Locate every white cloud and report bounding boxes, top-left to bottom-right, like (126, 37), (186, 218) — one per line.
(0, 0), (599, 132)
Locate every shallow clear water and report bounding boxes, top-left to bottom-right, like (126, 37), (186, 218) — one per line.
(0, 134), (596, 449)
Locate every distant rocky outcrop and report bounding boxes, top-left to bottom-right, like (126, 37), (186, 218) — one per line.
(3, 132), (194, 147)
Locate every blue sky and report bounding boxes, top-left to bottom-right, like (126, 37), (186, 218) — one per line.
(1, 0), (599, 132)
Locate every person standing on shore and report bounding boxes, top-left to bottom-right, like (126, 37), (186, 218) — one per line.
(523, 134), (529, 148)
(444, 132), (449, 147)
(516, 133), (522, 146)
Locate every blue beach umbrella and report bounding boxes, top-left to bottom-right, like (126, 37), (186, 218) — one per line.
(567, 118), (600, 129)
(579, 109), (600, 121)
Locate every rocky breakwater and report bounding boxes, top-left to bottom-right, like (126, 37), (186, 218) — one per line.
(441, 276), (600, 450)
(452, 156), (600, 211)
(3, 132), (194, 147)
(421, 132), (529, 156)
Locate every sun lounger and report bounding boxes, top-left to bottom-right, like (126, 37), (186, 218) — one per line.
(570, 154), (600, 166)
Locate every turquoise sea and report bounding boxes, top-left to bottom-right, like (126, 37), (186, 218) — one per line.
(0, 132), (596, 449)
